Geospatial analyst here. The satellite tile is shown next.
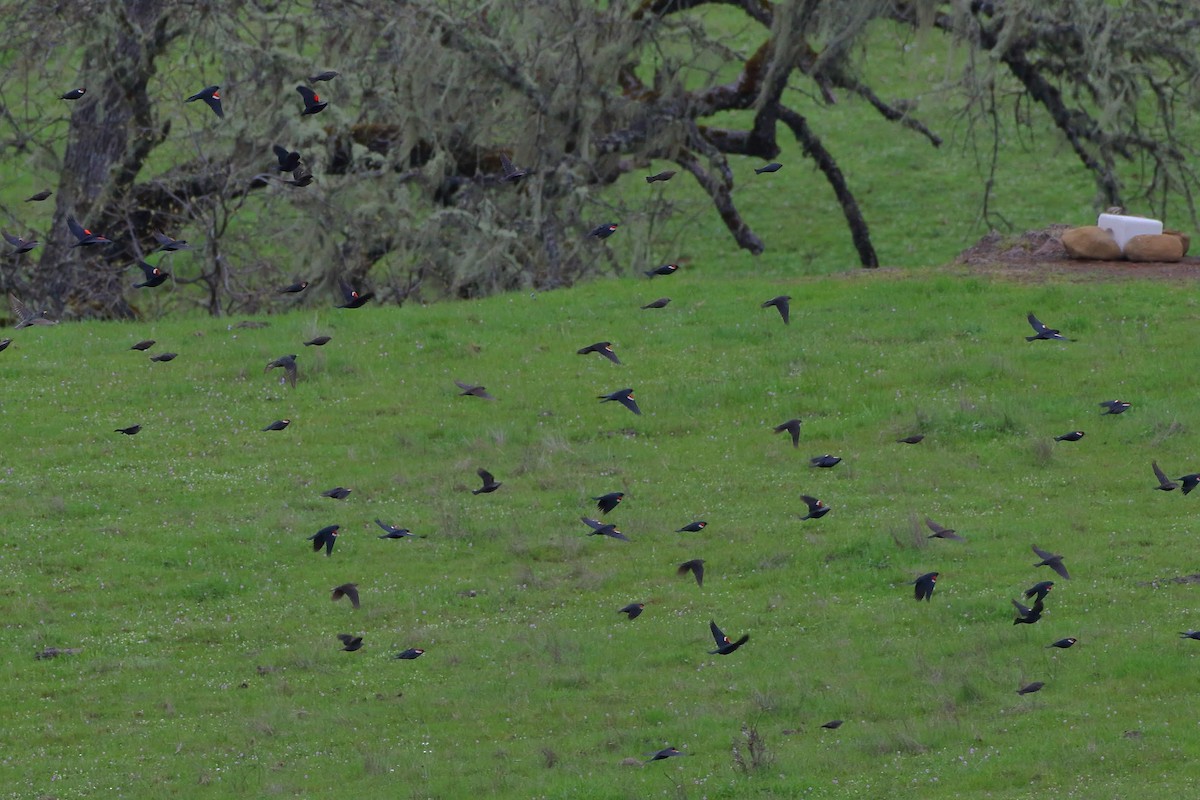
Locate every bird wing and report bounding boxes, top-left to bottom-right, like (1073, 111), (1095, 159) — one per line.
(374, 518), (398, 535)
(1032, 544), (1055, 561)
(620, 394), (642, 415)
(1049, 560), (1070, 579)
(66, 216), (86, 240)
(710, 620), (729, 646)
(343, 585), (360, 608)
(1152, 460), (1171, 485)
(8, 293), (33, 324)
(800, 495), (821, 512)
(296, 85), (319, 105)
(580, 517), (605, 532)
(924, 517), (946, 535)
(1027, 313), (1051, 334)
(478, 468), (495, 485)
(1012, 598), (1031, 616)
(2, 231), (20, 247)
(601, 345), (620, 365)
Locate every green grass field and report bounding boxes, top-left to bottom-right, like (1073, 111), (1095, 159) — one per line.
(5, 268), (1200, 799)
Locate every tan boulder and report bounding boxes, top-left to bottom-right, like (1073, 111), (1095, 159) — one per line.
(1061, 226), (1121, 260)
(1164, 229), (1190, 256)
(1124, 233), (1184, 262)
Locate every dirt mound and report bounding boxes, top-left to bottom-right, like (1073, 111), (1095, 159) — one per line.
(954, 225), (1200, 281)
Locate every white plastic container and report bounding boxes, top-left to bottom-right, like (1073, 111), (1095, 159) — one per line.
(1097, 213), (1163, 251)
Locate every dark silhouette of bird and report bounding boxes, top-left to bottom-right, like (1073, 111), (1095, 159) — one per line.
(185, 85), (223, 118)
(3, 232), (38, 254)
(708, 620), (749, 655)
(821, 720), (844, 730)
(1012, 597), (1044, 625)
(336, 280), (373, 308)
(644, 264), (679, 278)
(1055, 431), (1085, 442)
(1025, 581), (1054, 602)
(1179, 631), (1200, 640)
(1032, 545), (1069, 579)
(309, 524), (340, 556)
(132, 261), (169, 288)
(498, 152), (527, 182)
(322, 487), (352, 500)
(272, 145), (302, 172)
(774, 418), (802, 447)
(897, 434), (925, 444)
(375, 519), (424, 539)
(331, 583), (360, 609)
(925, 516), (964, 541)
(646, 170), (676, 183)
(130, 340), (155, 351)
(1017, 682), (1044, 696)
(1179, 473), (1200, 495)
(589, 223), (619, 239)
(619, 602), (644, 620)
(394, 648), (425, 660)
(283, 165), (314, 187)
(304, 335), (331, 346)
(309, 70), (339, 82)
(114, 425), (141, 435)
(912, 571), (938, 601)
(67, 216), (111, 247)
(472, 468), (502, 494)
(337, 634), (362, 651)
(61, 87), (86, 100)
(646, 747), (684, 763)
(265, 354), (298, 388)
(641, 297), (671, 309)
(25, 190), (52, 202)
(149, 352), (177, 362)
(676, 520), (707, 532)
(593, 492), (624, 514)
(455, 380), (496, 400)
(0, 338), (11, 352)
(153, 232), (190, 251)
(800, 495), (830, 520)
(262, 419), (290, 431)
(755, 162), (782, 174)
(762, 295), (791, 324)
(280, 281), (309, 294)
(1099, 400), (1131, 415)
(577, 341), (620, 364)
(1048, 637), (1077, 649)
(810, 454), (841, 468)
(581, 516), (629, 541)
(599, 387), (640, 415)
(677, 559), (705, 587)
(1025, 312), (1070, 341)
(9, 294), (57, 328)
(296, 85), (328, 115)
(1152, 461), (1179, 491)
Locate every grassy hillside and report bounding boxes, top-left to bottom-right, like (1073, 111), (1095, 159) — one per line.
(4, 267), (1200, 799)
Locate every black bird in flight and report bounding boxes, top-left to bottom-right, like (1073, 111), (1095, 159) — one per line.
(133, 261), (169, 289)
(708, 620), (749, 655)
(394, 648), (425, 660)
(1099, 400), (1131, 415)
(309, 524), (340, 556)
(472, 468), (502, 494)
(593, 492), (624, 514)
(304, 336), (331, 347)
(337, 633), (363, 651)
(153, 232), (191, 251)
(375, 519), (424, 539)
(26, 190), (52, 202)
(262, 419), (290, 431)
(114, 425), (142, 435)
(1025, 581), (1054, 602)
(273, 145), (302, 172)
(1025, 312), (1070, 341)
(67, 216), (111, 247)
(0, 338), (11, 352)
(676, 520), (707, 532)
(925, 516), (964, 541)
(331, 583), (360, 609)
(1054, 431), (1084, 442)
(644, 264), (679, 278)
(774, 418), (802, 447)
(581, 516), (629, 541)
(309, 70), (339, 82)
(1047, 637), (1077, 649)
(149, 352), (177, 362)
(265, 354), (298, 388)
(755, 162), (783, 174)
(1179, 473), (1200, 495)
(296, 85), (328, 115)
(809, 454), (841, 468)
(761, 295), (791, 324)
(599, 387), (641, 415)
(455, 380), (496, 400)
(1152, 461), (1179, 491)
(641, 297), (671, 309)
(618, 602), (644, 620)
(3, 232), (38, 254)
(336, 280), (373, 308)
(646, 747), (685, 763)
(646, 170), (676, 183)
(61, 87), (86, 100)
(821, 720), (844, 730)
(1016, 682), (1044, 696)
(677, 558), (705, 587)
(1032, 545), (1069, 579)
(186, 85), (223, 118)
(498, 152), (527, 183)
(322, 487), (352, 500)
(897, 434), (924, 444)
(1179, 631), (1200, 640)
(577, 341), (620, 364)
(1012, 597), (1044, 625)
(284, 165), (313, 187)
(912, 571), (938, 601)
(589, 223), (619, 239)
(280, 280), (309, 294)
(800, 495), (830, 520)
